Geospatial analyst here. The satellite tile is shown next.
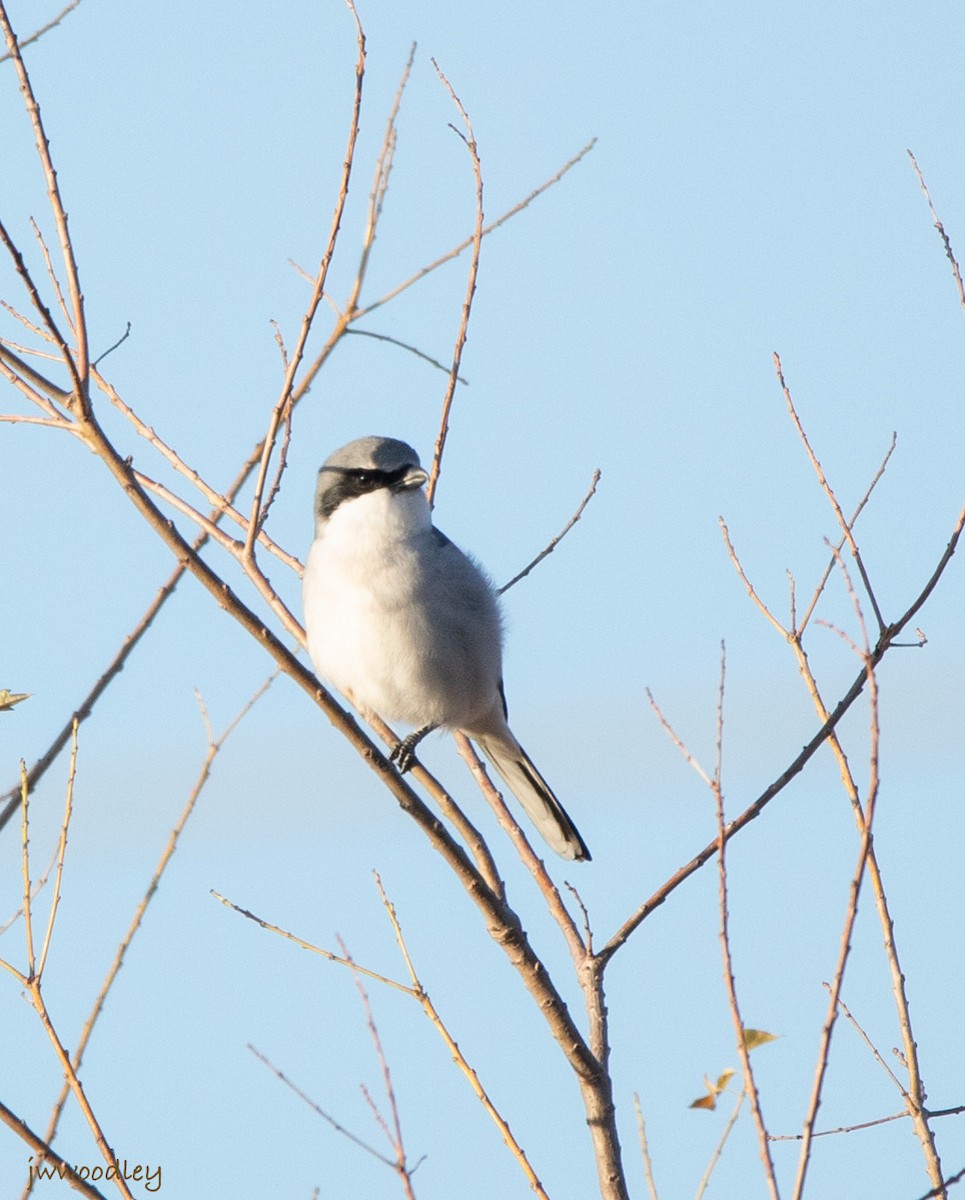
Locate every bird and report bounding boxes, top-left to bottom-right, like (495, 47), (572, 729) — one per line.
(302, 435), (590, 862)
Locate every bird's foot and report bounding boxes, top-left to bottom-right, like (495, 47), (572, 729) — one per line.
(390, 725), (435, 773)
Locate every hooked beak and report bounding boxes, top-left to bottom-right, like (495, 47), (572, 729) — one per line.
(395, 465), (428, 492)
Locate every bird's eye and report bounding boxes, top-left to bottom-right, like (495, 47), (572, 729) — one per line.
(354, 470), (373, 487)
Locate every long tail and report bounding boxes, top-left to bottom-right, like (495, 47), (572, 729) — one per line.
(475, 732), (590, 862)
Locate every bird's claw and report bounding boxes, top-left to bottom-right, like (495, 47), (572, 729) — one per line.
(390, 724), (434, 774)
(390, 738), (418, 773)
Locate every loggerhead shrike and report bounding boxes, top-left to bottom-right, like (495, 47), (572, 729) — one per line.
(302, 436), (590, 862)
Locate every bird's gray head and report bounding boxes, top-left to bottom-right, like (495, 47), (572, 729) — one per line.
(313, 436), (429, 525)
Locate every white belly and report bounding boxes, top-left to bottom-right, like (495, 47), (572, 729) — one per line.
(302, 518), (502, 731)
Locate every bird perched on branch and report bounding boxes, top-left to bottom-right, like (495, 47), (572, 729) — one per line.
(302, 435), (590, 862)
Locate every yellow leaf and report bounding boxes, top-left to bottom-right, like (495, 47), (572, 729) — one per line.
(0, 690), (30, 712)
(690, 1093), (717, 1111)
(743, 1028), (778, 1052)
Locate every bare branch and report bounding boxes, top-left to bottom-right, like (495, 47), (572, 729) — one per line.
(0, 3), (88, 393)
(500, 469), (601, 593)
(426, 60), (484, 508)
(0, 0), (82, 62)
(712, 645), (780, 1196)
(356, 139), (597, 322)
(0, 1097), (108, 1200)
(344, 326), (469, 381)
(247, 1043), (401, 1171)
(632, 1094), (660, 1200)
(774, 352), (886, 633)
(908, 150), (965, 313)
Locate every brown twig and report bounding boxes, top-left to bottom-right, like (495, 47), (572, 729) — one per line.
(0, 1097), (108, 1200)
(499, 469), (601, 593)
(908, 151), (965, 313)
(774, 353), (886, 633)
(791, 546), (882, 1199)
(247, 1044), (404, 1171)
(426, 60), (484, 508)
(713, 646), (779, 1196)
(832, 990), (906, 1095)
(695, 1089), (746, 1200)
(345, 43), (416, 318)
(338, 934), (419, 1200)
(0, 3), (87, 397)
(633, 1094), (660, 1200)
(344, 327), (468, 381)
(356, 139), (597, 322)
(0, 0), (82, 62)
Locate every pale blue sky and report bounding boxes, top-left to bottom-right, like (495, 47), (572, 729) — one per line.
(2, 2), (965, 1197)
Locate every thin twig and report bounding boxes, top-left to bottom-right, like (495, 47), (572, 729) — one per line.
(644, 690), (712, 788)
(19, 764), (35, 977)
(711, 646), (780, 1197)
(796, 432), (897, 636)
(345, 43), (416, 317)
(774, 353), (886, 633)
(344, 327), (468, 381)
(211, 892), (413, 996)
(374, 874), (551, 1200)
(91, 322), (131, 368)
(914, 1167), (965, 1200)
(833, 991), (906, 1096)
(338, 935), (418, 1200)
(356, 139), (597, 321)
(500, 469), (601, 593)
(908, 150), (965, 313)
(792, 546), (881, 1200)
(248, 1044), (401, 1170)
(695, 1089), (745, 1200)
(0, 3), (88, 394)
(30, 218), (72, 333)
(633, 1094), (660, 1200)
(426, 60), (483, 508)
(35, 721), (78, 979)
(0, 0), (82, 62)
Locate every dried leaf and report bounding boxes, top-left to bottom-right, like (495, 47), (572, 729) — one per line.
(743, 1028), (778, 1052)
(690, 1068), (735, 1111)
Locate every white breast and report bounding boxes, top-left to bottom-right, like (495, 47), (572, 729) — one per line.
(302, 487), (503, 731)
